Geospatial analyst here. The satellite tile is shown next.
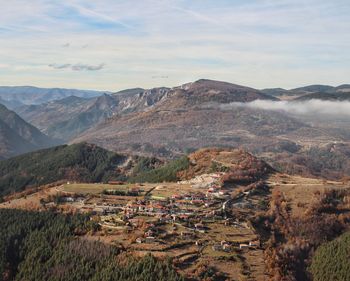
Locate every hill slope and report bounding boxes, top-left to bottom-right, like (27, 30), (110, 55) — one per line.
(291, 84), (335, 94)
(310, 231), (350, 281)
(45, 94), (119, 140)
(293, 91), (350, 101)
(0, 143), (128, 197)
(0, 104), (59, 158)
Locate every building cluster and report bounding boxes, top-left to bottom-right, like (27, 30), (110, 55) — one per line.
(212, 240), (261, 253)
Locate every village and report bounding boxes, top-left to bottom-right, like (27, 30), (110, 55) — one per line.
(48, 172), (264, 257)
(0, 167), (270, 280)
(1, 167), (348, 280)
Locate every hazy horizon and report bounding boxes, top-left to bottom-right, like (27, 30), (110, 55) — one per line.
(0, 79), (349, 93)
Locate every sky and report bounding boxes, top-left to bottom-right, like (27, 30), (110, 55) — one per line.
(0, 0), (349, 91)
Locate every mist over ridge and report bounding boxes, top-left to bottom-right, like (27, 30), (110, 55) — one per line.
(223, 99), (350, 117)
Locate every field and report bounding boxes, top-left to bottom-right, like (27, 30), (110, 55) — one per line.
(62, 182), (156, 195)
(63, 183), (129, 194)
(267, 174), (349, 216)
(0, 186), (59, 210)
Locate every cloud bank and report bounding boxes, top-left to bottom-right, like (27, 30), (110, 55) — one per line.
(225, 100), (350, 117)
(49, 63), (104, 71)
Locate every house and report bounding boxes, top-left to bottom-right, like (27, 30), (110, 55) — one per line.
(194, 223), (206, 232)
(125, 203), (139, 213)
(249, 241), (260, 248)
(222, 244), (232, 252)
(136, 237), (144, 244)
(239, 244), (250, 250)
(172, 194), (183, 200)
(195, 240), (202, 246)
(145, 236), (155, 243)
(212, 244), (222, 251)
(178, 214), (190, 221)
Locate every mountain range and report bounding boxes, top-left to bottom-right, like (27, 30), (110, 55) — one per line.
(1, 79), (350, 179)
(262, 84), (350, 99)
(72, 79), (302, 157)
(16, 79), (279, 142)
(0, 86), (106, 109)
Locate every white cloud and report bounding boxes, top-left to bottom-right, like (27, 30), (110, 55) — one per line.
(225, 100), (350, 117)
(48, 63), (105, 71)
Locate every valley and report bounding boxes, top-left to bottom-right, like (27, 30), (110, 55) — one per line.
(0, 80), (350, 281)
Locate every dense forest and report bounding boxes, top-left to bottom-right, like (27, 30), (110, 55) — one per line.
(310, 231), (350, 281)
(0, 143), (126, 197)
(0, 209), (185, 281)
(129, 156), (190, 183)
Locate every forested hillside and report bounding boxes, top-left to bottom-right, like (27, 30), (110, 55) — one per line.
(310, 231), (350, 281)
(129, 156), (190, 183)
(0, 143), (126, 197)
(0, 209), (184, 281)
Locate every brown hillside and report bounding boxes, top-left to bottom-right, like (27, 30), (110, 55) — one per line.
(178, 148), (273, 183)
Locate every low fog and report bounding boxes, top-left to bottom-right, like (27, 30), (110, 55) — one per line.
(225, 100), (350, 117)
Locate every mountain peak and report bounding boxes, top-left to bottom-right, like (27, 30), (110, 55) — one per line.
(179, 79), (250, 91)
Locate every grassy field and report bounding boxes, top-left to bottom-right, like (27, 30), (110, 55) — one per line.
(63, 183), (130, 194)
(62, 182), (161, 195)
(150, 183), (193, 198)
(267, 174), (349, 216)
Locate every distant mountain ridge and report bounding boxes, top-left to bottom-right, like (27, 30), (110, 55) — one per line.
(16, 88), (171, 141)
(262, 84), (350, 99)
(0, 86), (106, 106)
(293, 91), (350, 101)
